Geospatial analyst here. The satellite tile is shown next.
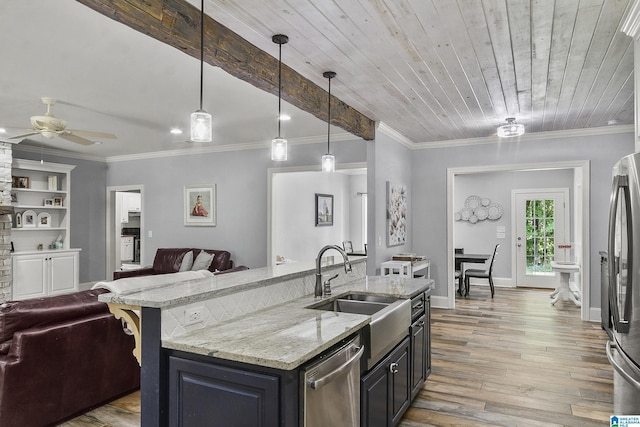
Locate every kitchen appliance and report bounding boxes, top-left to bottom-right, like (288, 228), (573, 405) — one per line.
(301, 335), (364, 427)
(607, 152), (640, 413)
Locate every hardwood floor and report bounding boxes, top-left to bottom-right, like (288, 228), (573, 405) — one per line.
(400, 286), (613, 427)
(63, 286), (613, 426)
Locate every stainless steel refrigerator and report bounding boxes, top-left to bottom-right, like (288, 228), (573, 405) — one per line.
(607, 151), (640, 413)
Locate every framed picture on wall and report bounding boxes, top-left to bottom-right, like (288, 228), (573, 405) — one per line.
(315, 193), (333, 226)
(387, 181), (407, 246)
(184, 184), (216, 226)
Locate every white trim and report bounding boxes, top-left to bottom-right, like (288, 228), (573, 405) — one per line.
(622, 0), (640, 39)
(447, 160), (591, 321)
(377, 122), (415, 149)
(413, 124), (632, 150)
(589, 307), (602, 323)
(105, 185), (145, 279)
(430, 295), (451, 309)
(511, 187), (570, 289)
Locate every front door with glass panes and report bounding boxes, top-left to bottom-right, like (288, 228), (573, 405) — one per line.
(514, 189), (569, 289)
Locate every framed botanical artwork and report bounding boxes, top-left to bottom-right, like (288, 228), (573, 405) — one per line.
(184, 184), (216, 226)
(387, 181), (407, 246)
(315, 193), (333, 226)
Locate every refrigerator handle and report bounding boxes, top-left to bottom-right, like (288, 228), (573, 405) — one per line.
(608, 174), (633, 333)
(606, 341), (640, 390)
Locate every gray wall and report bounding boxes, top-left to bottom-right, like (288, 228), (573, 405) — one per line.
(410, 131), (634, 309)
(107, 139), (366, 270)
(368, 128), (414, 274)
(454, 169), (574, 278)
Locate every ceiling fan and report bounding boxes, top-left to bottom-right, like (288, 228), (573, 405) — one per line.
(5, 97), (117, 145)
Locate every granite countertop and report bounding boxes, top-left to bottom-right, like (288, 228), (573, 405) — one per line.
(99, 256), (367, 308)
(163, 276), (433, 370)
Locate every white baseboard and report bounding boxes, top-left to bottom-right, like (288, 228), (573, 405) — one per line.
(430, 295), (451, 309)
(589, 307), (602, 323)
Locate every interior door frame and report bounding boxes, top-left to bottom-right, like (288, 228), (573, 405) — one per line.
(105, 184), (145, 279)
(512, 188), (570, 289)
(447, 160), (590, 321)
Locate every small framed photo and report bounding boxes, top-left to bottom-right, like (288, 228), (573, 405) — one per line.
(315, 193), (334, 226)
(53, 197), (63, 207)
(44, 199), (54, 206)
(37, 212), (51, 227)
(184, 185), (216, 226)
(22, 210), (36, 227)
(12, 176), (29, 189)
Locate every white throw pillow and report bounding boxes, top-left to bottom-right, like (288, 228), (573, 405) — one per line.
(178, 251), (194, 272)
(191, 251), (214, 271)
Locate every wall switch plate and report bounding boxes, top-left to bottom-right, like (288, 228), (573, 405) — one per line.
(148, 230), (152, 238)
(185, 306), (205, 325)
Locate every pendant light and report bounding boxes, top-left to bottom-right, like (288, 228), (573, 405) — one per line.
(190, 0), (212, 142)
(271, 34), (289, 161)
(497, 117), (524, 138)
(322, 71), (336, 173)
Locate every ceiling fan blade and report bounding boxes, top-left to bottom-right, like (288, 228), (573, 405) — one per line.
(66, 129), (117, 139)
(8, 131), (39, 139)
(58, 133), (94, 146)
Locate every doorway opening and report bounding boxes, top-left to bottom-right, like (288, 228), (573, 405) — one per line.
(106, 185), (144, 279)
(514, 188), (569, 289)
(447, 161), (590, 321)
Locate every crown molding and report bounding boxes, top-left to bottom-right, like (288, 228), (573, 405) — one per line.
(13, 143), (107, 162)
(622, 0), (640, 39)
(105, 132), (359, 163)
(376, 122), (415, 148)
(412, 124), (634, 149)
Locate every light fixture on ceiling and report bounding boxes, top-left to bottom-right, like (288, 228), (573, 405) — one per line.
(271, 34), (289, 161)
(497, 117), (524, 138)
(170, 128), (183, 135)
(322, 71), (336, 173)
(190, 0), (212, 143)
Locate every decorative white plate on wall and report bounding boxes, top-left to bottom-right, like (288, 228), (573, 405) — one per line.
(487, 203), (503, 220)
(475, 206), (489, 221)
(469, 214), (478, 223)
(465, 195), (482, 210)
(454, 212), (462, 221)
(460, 207), (473, 221)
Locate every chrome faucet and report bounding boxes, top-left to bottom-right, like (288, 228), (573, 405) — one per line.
(315, 245), (353, 297)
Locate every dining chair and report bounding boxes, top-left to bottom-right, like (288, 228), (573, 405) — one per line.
(454, 248), (464, 295)
(464, 244), (500, 298)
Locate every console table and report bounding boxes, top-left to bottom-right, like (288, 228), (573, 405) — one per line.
(381, 258), (430, 279)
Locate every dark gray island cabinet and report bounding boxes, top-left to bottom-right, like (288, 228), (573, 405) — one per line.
(164, 293), (431, 427)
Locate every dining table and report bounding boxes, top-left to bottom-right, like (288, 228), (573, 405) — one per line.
(455, 253), (492, 296)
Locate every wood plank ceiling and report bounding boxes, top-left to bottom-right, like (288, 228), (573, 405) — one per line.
(201, 0), (634, 145)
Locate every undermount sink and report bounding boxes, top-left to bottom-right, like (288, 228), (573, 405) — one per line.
(307, 292), (411, 369)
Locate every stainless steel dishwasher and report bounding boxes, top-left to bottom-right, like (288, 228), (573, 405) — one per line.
(302, 335), (364, 427)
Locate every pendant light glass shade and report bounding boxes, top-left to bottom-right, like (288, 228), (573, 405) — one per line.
(190, 0), (212, 143)
(191, 110), (212, 142)
(271, 34), (289, 161)
(497, 117), (524, 138)
(271, 137), (287, 161)
(322, 154), (335, 173)
(322, 71), (336, 173)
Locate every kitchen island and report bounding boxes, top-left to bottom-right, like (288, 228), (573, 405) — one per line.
(98, 257), (433, 426)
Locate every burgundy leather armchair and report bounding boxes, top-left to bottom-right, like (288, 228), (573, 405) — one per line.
(113, 248), (247, 280)
(0, 289), (140, 427)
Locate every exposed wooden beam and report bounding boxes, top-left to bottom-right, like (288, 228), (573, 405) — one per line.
(74, 0), (375, 141)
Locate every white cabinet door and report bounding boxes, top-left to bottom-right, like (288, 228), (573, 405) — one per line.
(121, 237), (134, 262)
(12, 255), (47, 300)
(127, 193), (141, 211)
(49, 252), (79, 295)
(12, 251), (80, 300)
